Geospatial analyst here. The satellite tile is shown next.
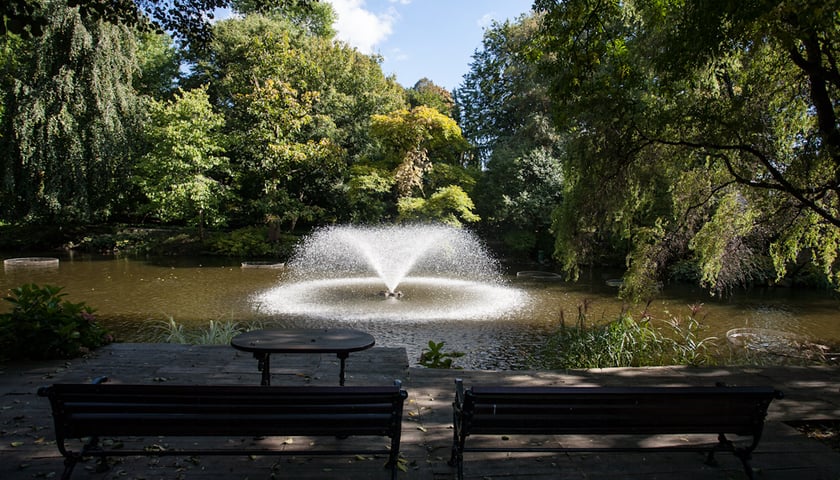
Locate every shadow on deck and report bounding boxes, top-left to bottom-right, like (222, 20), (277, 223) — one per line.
(1, 343), (839, 479)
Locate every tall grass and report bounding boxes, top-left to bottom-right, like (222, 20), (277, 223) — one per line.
(539, 301), (719, 369)
(155, 317), (262, 345)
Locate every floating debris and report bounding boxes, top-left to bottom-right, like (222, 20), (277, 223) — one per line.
(4, 257), (60, 269)
(241, 261), (285, 269)
(516, 271), (563, 280)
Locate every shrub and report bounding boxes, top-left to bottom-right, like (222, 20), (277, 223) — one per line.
(0, 284), (112, 360)
(208, 226), (297, 258)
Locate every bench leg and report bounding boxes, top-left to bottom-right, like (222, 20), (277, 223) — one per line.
(386, 435), (401, 480)
(707, 434), (755, 480)
(60, 457), (78, 480)
(734, 450), (755, 480)
(448, 414), (465, 480)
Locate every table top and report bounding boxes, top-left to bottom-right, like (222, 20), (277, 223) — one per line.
(230, 328), (375, 355)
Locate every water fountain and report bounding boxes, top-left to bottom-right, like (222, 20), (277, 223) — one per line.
(253, 224), (529, 322)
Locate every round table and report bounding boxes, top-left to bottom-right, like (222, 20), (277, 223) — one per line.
(231, 328), (375, 385)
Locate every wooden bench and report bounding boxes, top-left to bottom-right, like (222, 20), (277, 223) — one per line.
(449, 379), (782, 480)
(38, 378), (408, 480)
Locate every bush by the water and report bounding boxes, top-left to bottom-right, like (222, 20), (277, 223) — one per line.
(0, 284), (112, 360)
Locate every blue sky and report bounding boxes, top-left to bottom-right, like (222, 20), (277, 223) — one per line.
(324, 0), (534, 91)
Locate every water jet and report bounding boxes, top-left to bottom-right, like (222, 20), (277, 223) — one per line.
(253, 224), (528, 322)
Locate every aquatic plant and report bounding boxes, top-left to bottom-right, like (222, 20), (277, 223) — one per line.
(540, 304), (718, 369)
(155, 318), (262, 345)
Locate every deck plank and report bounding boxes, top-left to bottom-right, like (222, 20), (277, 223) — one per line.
(1, 344), (838, 479)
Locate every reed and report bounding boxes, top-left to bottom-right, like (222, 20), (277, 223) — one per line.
(155, 318), (262, 345)
(539, 304), (718, 369)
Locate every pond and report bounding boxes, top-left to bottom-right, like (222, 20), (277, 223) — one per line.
(2, 252), (839, 369)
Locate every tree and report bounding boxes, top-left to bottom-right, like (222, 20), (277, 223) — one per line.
(188, 12), (404, 231)
(365, 105), (478, 224)
(533, 0), (840, 296)
(133, 30), (179, 99)
(407, 78), (455, 118)
(2, 1), (321, 50)
(371, 106), (471, 196)
(1, 1), (143, 224)
(232, 0), (335, 38)
(397, 184), (479, 227)
(134, 86), (228, 236)
(456, 14), (563, 257)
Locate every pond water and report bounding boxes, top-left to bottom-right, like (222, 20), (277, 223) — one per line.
(2, 253), (839, 369)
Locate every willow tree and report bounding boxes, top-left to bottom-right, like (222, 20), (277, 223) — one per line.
(534, 0), (840, 297)
(1, 1), (143, 224)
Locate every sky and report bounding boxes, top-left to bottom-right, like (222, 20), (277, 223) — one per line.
(323, 0), (534, 91)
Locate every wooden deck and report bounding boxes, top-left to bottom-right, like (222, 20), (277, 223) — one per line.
(1, 343), (839, 479)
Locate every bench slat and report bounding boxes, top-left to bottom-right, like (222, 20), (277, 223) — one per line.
(39, 381), (407, 480)
(450, 380), (782, 480)
(64, 412), (397, 436)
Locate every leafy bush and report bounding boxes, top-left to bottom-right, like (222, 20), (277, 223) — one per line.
(418, 340), (464, 368)
(208, 226), (297, 258)
(0, 284), (112, 360)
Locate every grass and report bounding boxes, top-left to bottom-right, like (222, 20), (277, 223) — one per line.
(538, 301), (719, 369)
(155, 317), (263, 345)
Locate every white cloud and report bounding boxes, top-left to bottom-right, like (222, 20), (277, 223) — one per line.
(477, 12), (497, 29)
(327, 0), (397, 54)
(389, 47), (409, 62)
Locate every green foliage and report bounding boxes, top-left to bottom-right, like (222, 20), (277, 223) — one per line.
(418, 341), (464, 369)
(367, 105), (476, 223)
(208, 226), (297, 258)
(134, 30), (180, 99)
(397, 185), (480, 227)
(231, 0), (337, 38)
(190, 12), (404, 230)
(2, 2), (143, 224)
(345, 165), (396, 223)
(502, 230), (537, 256)
(135, 85), (229, 236)
(456, 16), (564, 260)
(372, 106), (469, 168)
(533, 0), (840, 295)
(539, 308), (717, 369)
(155, 317), (261, 345)
(0, 284), (111, 360)
(407, 78), (455, 117)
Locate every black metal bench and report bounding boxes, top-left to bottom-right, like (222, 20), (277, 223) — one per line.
(449, 378), (782, 479)
(38, 378), (408, 480)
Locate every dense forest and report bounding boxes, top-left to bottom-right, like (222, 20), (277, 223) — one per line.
(1, 0), (839, 300)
